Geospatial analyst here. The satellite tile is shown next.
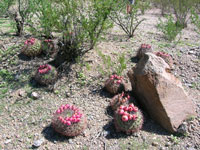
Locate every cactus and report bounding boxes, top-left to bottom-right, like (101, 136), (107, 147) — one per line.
(41, 39), (56, 57)
(114, 103), (143, 134)
(105, 74), (127, 94)
(52, 104), (87, 137)
(110, 92), (132, 111)
(34, 64), (58, 85)
(155, 51), (174, 68)
(136, 44), (152, 60)
(21, 38), (42, 57)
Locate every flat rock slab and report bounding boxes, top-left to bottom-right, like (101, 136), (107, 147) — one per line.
(128, 53), (196, 133)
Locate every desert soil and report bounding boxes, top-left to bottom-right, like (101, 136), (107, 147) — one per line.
(0, 8), (199, 150)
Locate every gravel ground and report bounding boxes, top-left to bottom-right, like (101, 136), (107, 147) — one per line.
(0, 8), (199, 150)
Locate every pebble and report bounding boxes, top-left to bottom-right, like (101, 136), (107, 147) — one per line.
(33, 138), (44, 148)
(152, 141), (158, 146)
(18, 89), (26, 97)
(165, 142), (171, 147)
(4, 139), (12, 144)
(68, 139), (73, 144)
(177, 122), (187, 135)
(31, 92), (39, 99)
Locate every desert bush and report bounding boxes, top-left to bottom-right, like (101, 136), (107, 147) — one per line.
(0, 0), (38, 36)
(157, 15), (183, 41)
(28, 0), (114, 64)
(109, 0), (146, 38)
(151, 0), (199, 28)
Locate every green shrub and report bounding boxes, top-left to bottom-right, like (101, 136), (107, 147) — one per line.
(110, 0), (145, 38)
(29, 0), (114, 63)
(157, 15), (183, 41)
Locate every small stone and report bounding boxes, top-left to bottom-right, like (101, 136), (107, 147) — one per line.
(152, 142), (158, 146)
(83, 130), (90, 137)
(165, 142), (171, 147)
(18, 89), (26, 97)
(177, 122), (187, 135)
(66, 92), (70, 97)
(68, 139), (73, 144)
(33, 138), (44, 148)
(31, 92), (39, 99)
(4, 139), (12, 144)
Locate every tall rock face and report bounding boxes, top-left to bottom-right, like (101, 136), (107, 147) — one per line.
(127, 53), (196, 133)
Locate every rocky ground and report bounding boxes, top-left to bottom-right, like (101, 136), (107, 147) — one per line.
(0, 9), (199, 150)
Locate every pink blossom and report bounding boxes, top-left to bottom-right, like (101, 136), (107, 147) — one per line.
(122, 115), (129, 122)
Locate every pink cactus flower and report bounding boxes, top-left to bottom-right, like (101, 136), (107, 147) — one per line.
(118, 109), (124, 115)
(128, 114), (133, 120)
(56, 109), (61, 114)
(133, 106), (138, 112)
(128, 107), (133, 112)
(122, 115), (129, 122)
(119, 105), (125, 110)
(66, 121), (71, 126)
(132, 114), (137, 120)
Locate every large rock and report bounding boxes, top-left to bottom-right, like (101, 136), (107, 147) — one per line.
(127, 53), (196, 133)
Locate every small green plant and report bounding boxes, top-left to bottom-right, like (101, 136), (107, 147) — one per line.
(157, 15), (183, 41)
(97, 50), (127, 77)
(52, 104), (87, 137)
(170, 134), (180, 145)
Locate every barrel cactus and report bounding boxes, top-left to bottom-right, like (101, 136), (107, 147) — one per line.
(34, 64), (58, 85)
(110, 92), (131, 111)
(114, 104), (143, 134)
(105, 74), (127, 95)
(52, 104), (87, 137)
(155, 51), (174, 68)
(21, 38), (42, 57)
(136, 44), (153, 60)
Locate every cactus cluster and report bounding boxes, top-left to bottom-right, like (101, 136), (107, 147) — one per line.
(21, 38), (42, 57)
(34, 64), (58, 85)
(114, 103), (143, 134)
(155, 51), (174, 68)
(104, 74), (127, 94)
(110, 92), (131, 111)
(52, 104), (87, 137)
(136, 43), (152, 60)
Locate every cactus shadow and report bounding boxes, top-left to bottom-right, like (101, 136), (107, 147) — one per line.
(130, 56), (139, 63)
(103, 121), (130, 139)
(18, 53), (32, 61)
(41, 124), (72, 143)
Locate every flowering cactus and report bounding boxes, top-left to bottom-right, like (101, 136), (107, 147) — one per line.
(110, 92), (133, 111)
(52, 104), (87, 137)
(136, 43), (153, 60)
(21, 38), (42, 57)
(155, 51), (174, 68)
(34, 64), (58, 85)
(114, 103), (143, 134)
(104, 74), (127, 94)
